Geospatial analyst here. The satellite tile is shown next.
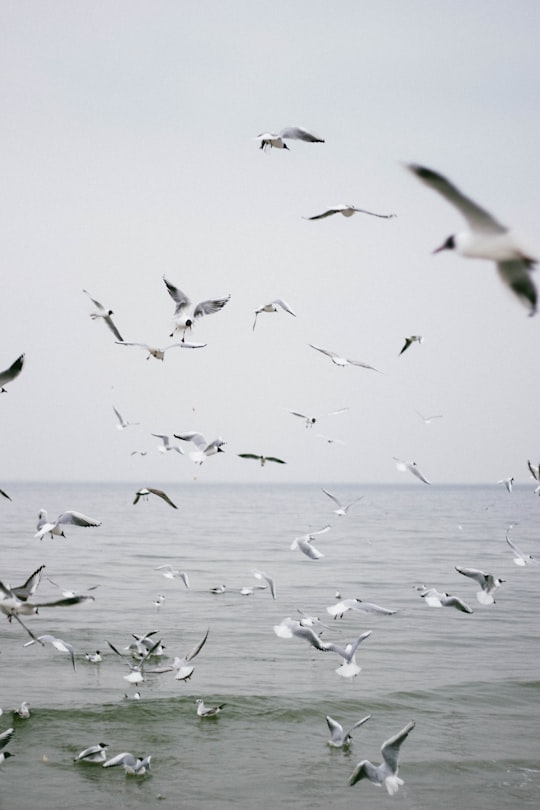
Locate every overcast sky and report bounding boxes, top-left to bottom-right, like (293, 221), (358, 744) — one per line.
(1, 0), (539, 485)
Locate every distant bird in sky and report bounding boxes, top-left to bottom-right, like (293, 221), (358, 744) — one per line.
(133, 488), (178, 509)
(416, 586), (473, 613)
(321, 488), (363, 516)
(287, 407), (348, 428)
(255, 126), (324, 151)
(291, 525), (331, 560)
(455, 565), (505, 604)
(174, 432), (225, 464)
(497, 476), (514, 493)
(155, 565), (190, 588)
(196, 698), (226, 717)
(152, 433), (184, 454)
(407, 164), (537, 315)
(349, 720), (416, 795)
(238, 453), (286, 467)
(74, 742), (108, 764)
(416, 411), (443, 424)
(326, 714), (372, 748)
(83, 289), (123, 342)
(116, 340), (206, 360)
(309, 344), (381, 372)
(399, 335), (423, 355)
(253, 299), (296, 330)
(113, 406), (139, 430)
(393, 457), (431, 484)
(0, 353), (25, 393)
(305, 204), (396, 221)
(35, 509), (102, 540)
(163, 276), (230, 341)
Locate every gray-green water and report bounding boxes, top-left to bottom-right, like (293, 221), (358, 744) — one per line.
(1, 482), (538, 808)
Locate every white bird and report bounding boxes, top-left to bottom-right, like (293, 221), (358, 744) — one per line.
(210, 585), (227, 594)
(173, 432), (226, 464)
(116, 340), (206, 360)
(195, 698), (226, 717)
(14, 701), (30, 719)
(416, 411), (443, 424)
(305, 203), (396, 221)
(133, 487), (178, 508)
(24, 634), (77, 670)
(326, 598), (398, 619)
(83, 289), (124, 341)
(455, 565), (505, 604)
(506, 531), (539, 566)
(84, 651), (102, 663)
(113, 406), (139, 430)
(326, 714), (372, 748)
(407, 163), (537, 315)
(287, 407), (348, 428)
(103, 752), (152, 775)
(253, 299), (296, 330)
(273, 617), (329, 647)
(74, 742), (108, 763)
(321, 630), (373, 678)
(35, 509), (102, 540)
(0, 353), (25, 393)
(151, 433), (184, 455)
(291, 525), (331, 560)
(349, 720), (416, 795)
(252, 569), (277, 599)
(107, 636), (162, 684)
(163, 276), (231, 341)
(1, 581), (95, 643)
(393, 457), (431, 484)
(497, 476), (514, 493)
(309, 344), (382, 372)
(255, 126), (324, 151)
(146, 629), (209, 682)
(155, 565), (190, 588)
(321, 488), (363, 516)
(416, 586), (473, 613)
(239, 585), (266, 596)
(399, 335), (423, 355)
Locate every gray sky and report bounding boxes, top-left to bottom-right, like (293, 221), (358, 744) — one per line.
(2, 0), (539, 484)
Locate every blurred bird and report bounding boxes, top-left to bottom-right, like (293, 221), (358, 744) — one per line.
(174, 432), (226, 464)
(393, 457), (431, 485)
(14, 701), (30, 719)
(255, 126), (324, 151)
(113, 406), (139, 430)
(196, 699), (226, 717)
(103, 752), (151, 775)
(152, 433), (184, 454)
(291, 526), (331, 560)
(416, 586), (473, 613)
(146, 629), (209, 682)
(321, 488), (362, 516)
(74, 742), (108, 763)
(252, 569), (277, 599)
(24, 634), (77, 670)
(0, 353), (25, 393)
(287, 407), (348, 428)
(505, 531), (539, 566)
(497, 476), (514, 493)
(155, 565), (190, 588)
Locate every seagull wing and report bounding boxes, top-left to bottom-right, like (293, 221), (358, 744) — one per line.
(82, 289), (105, 312)
(174, 432), (208, 449)
(344, 714), (372, 740)
(272, 299), (296, 316)
(163, 276), (191, 313)
(265, 456), (286, 464)
(279, 127), (324, 143)
(496, 260), (537, 316)
(103, 315), (123, 342)
(184, 628), (209, 662)
(441, 594), (473, 613)
(192, 295), (231, 319)
(309, 344), (337, 359)
(350, 207), (396, 219)
(0, 728), (14, 750)
(326, 715), (345, 744)
(455, 566), (487, 587)
(407, 164), (506, 234)
(400, 338), (413, 355)
(321, 488), (342, 508)
(306, 208), (340, 220)
(0, 353), (25, 387)
(56, 511), (101, 528)
(12, 565), (45, 600)
(380, 721), (416, 772)
(346, 358), (381, 372)
(238, 453), (262, 461)
(148, 488), (178, 509)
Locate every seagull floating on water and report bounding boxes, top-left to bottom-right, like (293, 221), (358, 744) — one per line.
(133, 488), (178, 509)
(309, 344), (381, 372)
(326, 714), (372, 748)
(253, 299), (296, 330)
(408, 163), (537, 315)
(349, 720), (416, 795)
(305, 203), (396, 221)
(35, 509), (101, 540)
(163, 276), (231, 341)
(255, 126), (324, 151)
(84, 651), (102, 663)
(14, 701), (30, 719)
(196, 698), (226, 717)
(0, 353), (25, 393)
(455, 565), (505, 604)
(74, 742), (108, 763)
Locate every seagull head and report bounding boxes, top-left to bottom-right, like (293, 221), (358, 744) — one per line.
(433, 235), (456, 254)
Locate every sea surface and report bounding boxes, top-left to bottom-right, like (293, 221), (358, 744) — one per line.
(0, 482), (538, 809)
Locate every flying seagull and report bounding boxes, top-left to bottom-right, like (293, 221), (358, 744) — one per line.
(349, 720), (416, 795)
(407, 164), (537, 315)
(238, 453), (286, 467)
(113, 406), (139, 430)
(287, 407), (348, 428)
(255, 126), (324, 151)
(0, 353), (25, 393)
(253, 299), (296, 330)
(321, 488), (362, 516)
(35, 510), (102, 540)
(455, 565), (505, 604)
(173, 432), (226, 464)
(83, 289), (123, 341)
(497, 476), (514, 493)
(505, 530), (540, 566)
(416, 586), (473, 613)
(155, 565), (189, 587)
(309, 344), (381, 372)
(146, 628), (209, 681)
(305, 204), (396, 221)
(116, 341), (206, 360)
(416, 411), (443, 424)
(10, 565), (45, 601)
(252, 569), (277, 599)
(133, 488), (178, 509)
(393, 457), (431, 484)
(23, 633), (77, 670)
(152, 433), (184, 454)
(0, 580), (94, 643)
(291, 525), (331, 560)
(163, 276), (230, 341)
(399, 335), (423, 355)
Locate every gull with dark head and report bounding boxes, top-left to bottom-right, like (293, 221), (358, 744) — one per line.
(305, 203), (396, 221)
(349, 720), (416, 795)
(253, 299), (296, 330)
(326, 714), (372, 748)
(196, 699), (226, 717)
(399, 335), (423, 355)
(74, 742), (108, 763)
(394, 457), (431, 485)
(35, 509), (101, 540)
(174, 432), (225, 464)
(83, 289), (123, 342)
(287, 407), (348, 429)
(455, 565), (505, 604)
(163, 276), (230, 341)
(309, 344), (382, 372)
(133, 488), (178, 509)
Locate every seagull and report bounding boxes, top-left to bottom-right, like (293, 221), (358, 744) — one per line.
(326, 598), (398, 619)
(416, 586), (473, 613)
(35, 509), (102, 540)
(296, 608), (330, 630)
(506, 531), (540, 566)
(14, 701), (30, 719)
(349, 720), (416, 795)
(291, 525), (331, 560)
(455, 566), (505, 604)
(113, 406), (139, 430)
(103, 752), (152, 775)
(116, 340), (206, 360)
(107, 637), (162, 684)
(252, 569), (277, 599)
(497, 476), (514, 493)
(416, 411), (443, 424)
(210, 585), (227, 594)
(309, 344), (382, 372)
(10, 565), (45, 601)
(155, 565), (190, 588)
(0, 727), (14, 767)
(239, 585), (266, 596)
(320, 630), (373, 678)
(173, 432), (226, 464)
(24, 634), (77, 670)
(321, 488), (362, 516)
(393, 457), (431, 484)
(83, 289), (123, 341)
(45, 577), (100, 599)
(287, 407), (349, 428)
(152, 433), (184, 455)
(238, 453), (286, 467)
(305, 204), (396, 221)
(399, 335), (423, 355)
(163, 276), (231, 341)
(407, 163), (537, 315)
(146, 629), (209, 681)
(255, 126), (324, 151)
(195, 699), (226, 717)
(84, 651), (102, 663)
(326, 714), (372, 748)
(0, 581), (95, 642)
(253, 299), (296, 330)
(133, 488), (178, 508)
(74, 742), (108, 763)
(153, 594), (166, 608)
(0, 353), (25, 393)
